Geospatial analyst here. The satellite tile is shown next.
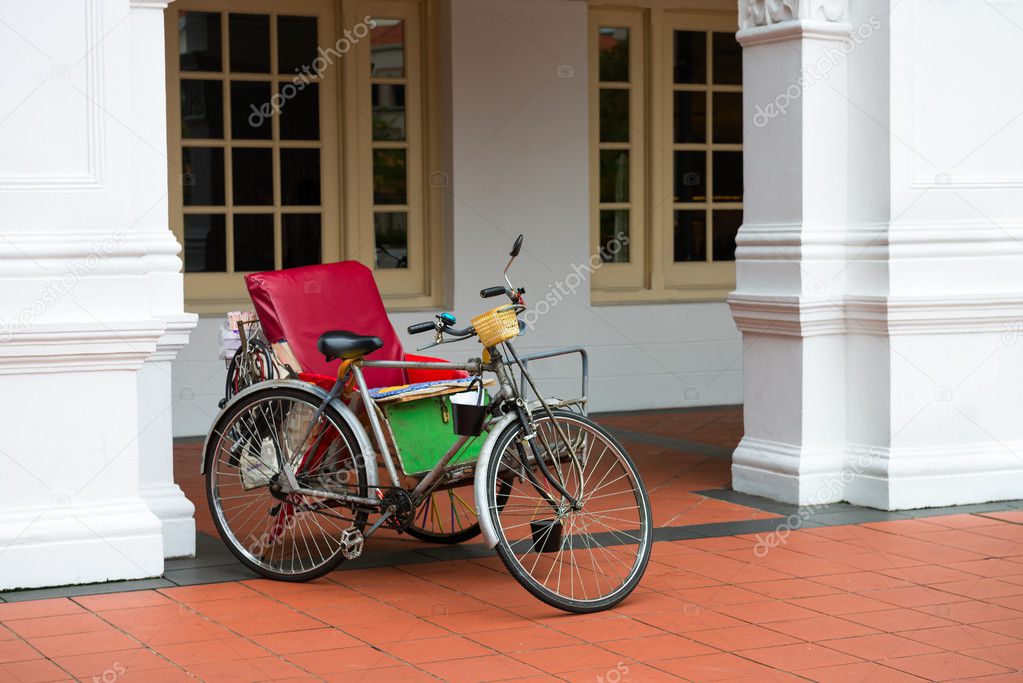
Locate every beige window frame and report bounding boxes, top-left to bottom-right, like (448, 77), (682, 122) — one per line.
(166, 0), (443, 313)
(590, 2), (741, 304)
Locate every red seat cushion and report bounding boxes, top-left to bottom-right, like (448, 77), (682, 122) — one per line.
(245, 261), (467, 388)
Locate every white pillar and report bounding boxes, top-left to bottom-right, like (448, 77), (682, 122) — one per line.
(0, 0), (167, 587)
(129, 0), (198, 557)
(731, 0), (1023, 509)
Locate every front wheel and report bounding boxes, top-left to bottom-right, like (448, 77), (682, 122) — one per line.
(485, 410), (652, 613)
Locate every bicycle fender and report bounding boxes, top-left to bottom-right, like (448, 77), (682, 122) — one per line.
(472, 411), (521, 549)
(199, 379), (380, 490)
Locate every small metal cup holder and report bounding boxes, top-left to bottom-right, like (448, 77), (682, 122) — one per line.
(529, 518), (563, 553)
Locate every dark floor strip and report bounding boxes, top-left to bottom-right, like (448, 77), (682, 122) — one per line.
(4, 493), (1023, 602)
(606, 427), (734, 459)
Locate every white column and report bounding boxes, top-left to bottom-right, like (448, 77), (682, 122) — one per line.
(129, 0), (198, 557)
(731, 0), (1023, 509)
(0, 0), (166, 588)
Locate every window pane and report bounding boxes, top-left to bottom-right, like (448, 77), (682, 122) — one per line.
(713, 32), (742, 85)
(713, 210), (742, 261)
(674, 91), (706, 143)
(279, 83), (319, 140)
(229, 14), (270, 73)
(673, 210), (706, 262)
(233, 214), (274, 272)
(372, 84), (406, 141)
(374, 212), (408, 268)
(674, 151), (706, 202)
(280, 148), (320, 205)
(674, 31), (706, 84)
(283, 214), (321, 268)
(713, 151), (743, 202)
(371, 19), (404, 78)
(230, 81), (271, 140)
(599, 150), (629, 203)
(373, 149), (407, 204)
(599, 89), (629, 142)
(599, 209), (630, 263)
(598, 27), (629, 82)
(179, 12), (221, 72)
(180, 80), (223, 139)
(278, 16), (318, 74)
(232, 148), (273, 205)
(713, 92), (742, 144)
(184, 214), (226, 271)
(182, 147), (224, 206)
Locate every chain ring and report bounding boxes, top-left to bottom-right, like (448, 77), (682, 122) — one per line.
(379, 488), (416, 530)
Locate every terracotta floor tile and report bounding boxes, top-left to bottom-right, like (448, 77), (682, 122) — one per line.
(633, 606), (746, 633)
(52, 647), (171, 677)
(812, 571), (914, 592)
(844, 607), (958, 632)
(901, 624), (1020, 651)
(687, 624), (799, 650)
(544, 615), (663, 642)
(0, 658), (72, 682)
(929, 600), (1023, 624)
(764, 615), (879, 641)
(157, 583), (257, 603)
(72, 591), (173, 612)
(28, 629), (139, 659)
(511, 643), (631, 674)
(979, 617), (1023, 638)
(322, 664), (439, 682)
(468, 624), (581, 652)
(285, 644), (404, 676)
(5, 613), (110, 639)
(788, 593), (897, 615)
(0, 638), (42, 664)
(796, 660), (929, 683)
(738, 642), (861, 671)
(864, 585), (974, 608)
(183, 655), (306, 682)
(382, 634), (494, 664)
(0, 599), (84, 622)
(945, 558), (1023, 578)
(960, 643), (1023, 670)
(341, 617), (452, 646)
(713, 600), (822, 624)
(561, 662), (677, 682)
(150, 637), (269, 665)
(600, 633), (717, 661)
(247, 626), (362, 654)
(879, 565), (986, 585)
(218, 610), (325, 636)
(107, 667), (194, 683)
(655, 652), (776, 681)
(884, 651), (1011, 680)
(742, 578), (839, 600)
(817, 633), (940, 660)
(927, 514), (1004, 529)
(668, 585), (767, 607)
(420, 653), (544, 682)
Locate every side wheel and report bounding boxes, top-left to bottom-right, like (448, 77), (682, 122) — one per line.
(204, 385), (369, 582)
(404, 480), (512, 545)
(485, 410), (652, 613)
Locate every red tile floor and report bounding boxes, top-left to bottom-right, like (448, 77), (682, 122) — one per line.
(3, 407), (1023, 682)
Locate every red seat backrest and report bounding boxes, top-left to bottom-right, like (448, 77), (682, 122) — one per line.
(245, 261), (407, 388)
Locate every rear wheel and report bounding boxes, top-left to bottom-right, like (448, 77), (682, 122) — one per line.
(485, 410), (651, 613)
(205, 386), (369, 582)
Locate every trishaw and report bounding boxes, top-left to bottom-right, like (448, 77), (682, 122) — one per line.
(203, 235), (651, 613)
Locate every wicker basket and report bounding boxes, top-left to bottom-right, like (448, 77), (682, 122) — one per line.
(471, 305), (520, 347)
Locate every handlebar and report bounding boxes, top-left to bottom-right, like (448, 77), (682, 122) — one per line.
(407, 322), (435, 335)
(480, 286), (507, 299)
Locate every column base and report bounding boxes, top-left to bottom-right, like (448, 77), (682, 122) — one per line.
(140, 484), (196, 558)
(731, 437), (848, 506)
(0, 499), (163, 591)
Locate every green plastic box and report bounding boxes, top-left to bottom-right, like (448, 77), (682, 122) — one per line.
(383, 393), (488, 476)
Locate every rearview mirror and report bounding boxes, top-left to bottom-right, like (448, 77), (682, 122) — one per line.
(510, 234), (523, 258)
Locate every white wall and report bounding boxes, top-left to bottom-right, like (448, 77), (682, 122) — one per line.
(171, 0), (742, 437)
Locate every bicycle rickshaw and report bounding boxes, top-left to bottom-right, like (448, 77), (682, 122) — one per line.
(203, 235), (652, 612)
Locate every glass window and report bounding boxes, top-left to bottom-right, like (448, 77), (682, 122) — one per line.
(229, 14), (270, 73)
(180, 80), (223, 139)
(179, 12), (222, 72)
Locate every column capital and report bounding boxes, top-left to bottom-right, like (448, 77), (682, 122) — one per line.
(738, 0), (850, 45)
(130, 0), (174, 9)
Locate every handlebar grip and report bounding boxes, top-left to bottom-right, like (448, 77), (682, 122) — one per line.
(480, 286), (508, 299)
(407, 322), (435, 335)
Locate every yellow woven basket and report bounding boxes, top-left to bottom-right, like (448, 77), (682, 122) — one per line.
(471, 305), (520, 347)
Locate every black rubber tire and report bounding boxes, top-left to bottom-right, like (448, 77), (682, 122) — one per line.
(204, 385), (368, 582)
(485, 410), (652, 613)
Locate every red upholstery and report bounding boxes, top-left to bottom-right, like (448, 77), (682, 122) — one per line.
(245, 261), (467, 388)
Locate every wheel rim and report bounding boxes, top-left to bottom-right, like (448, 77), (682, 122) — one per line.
(491, 414), (649, 605)
(209, 394), (363, 576)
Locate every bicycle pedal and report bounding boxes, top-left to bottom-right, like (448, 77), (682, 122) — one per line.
(339, 527), (364, 560)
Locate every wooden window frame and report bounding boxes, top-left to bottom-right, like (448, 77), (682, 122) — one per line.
(166, 0), (444, 314)
(590, 1), (740, 304)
